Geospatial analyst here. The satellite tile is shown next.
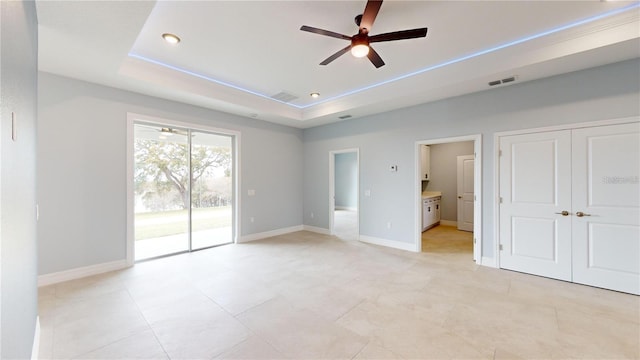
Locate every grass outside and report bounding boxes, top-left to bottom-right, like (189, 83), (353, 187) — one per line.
(135, 206), (231, 240)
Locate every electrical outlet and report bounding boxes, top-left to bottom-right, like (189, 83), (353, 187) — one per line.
(364, 190), (371, 197)
(250, 217), (254, 223)
(248, 189), (255, 196)
(310, 212), (314, 219)
(387, 222), (392, 229)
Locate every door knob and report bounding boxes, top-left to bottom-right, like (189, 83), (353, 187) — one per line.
(554, 211), (570, 216)
(458, 196), (462, 199)
(576, 211), (591, 217)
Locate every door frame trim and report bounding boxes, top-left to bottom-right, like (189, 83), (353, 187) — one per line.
(329, 148), (360, 239)
(415, 134), (482, 263)
(493, 115), (640, 269)
(126, 113), (241, 266)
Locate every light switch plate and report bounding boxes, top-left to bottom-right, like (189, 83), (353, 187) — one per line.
(248, 189), (256, 196)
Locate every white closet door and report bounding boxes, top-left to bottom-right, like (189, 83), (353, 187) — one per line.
(499, 130), (573, 281)
(457, 155), (475, 232)
(571, 123), (640, 295)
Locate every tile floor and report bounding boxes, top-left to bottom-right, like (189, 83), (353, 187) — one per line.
(333, 209), (358, 241)
(39, 230), (639, 359)
(421, 224), (473, 254)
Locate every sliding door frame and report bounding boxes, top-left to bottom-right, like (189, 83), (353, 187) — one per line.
(126, 113), (241, 266)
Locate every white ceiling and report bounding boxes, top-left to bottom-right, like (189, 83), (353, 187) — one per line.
(36, 1), (640, 129)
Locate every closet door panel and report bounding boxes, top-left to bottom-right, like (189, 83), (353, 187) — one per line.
(499, 130), (572, 281)
(572, 122), (640, 295)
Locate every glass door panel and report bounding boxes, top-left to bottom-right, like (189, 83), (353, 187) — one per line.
(134, 124), (190, 260)
(191, 131), (233, 250)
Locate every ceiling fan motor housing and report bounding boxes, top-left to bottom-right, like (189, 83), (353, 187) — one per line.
(352, 33), (370, 48)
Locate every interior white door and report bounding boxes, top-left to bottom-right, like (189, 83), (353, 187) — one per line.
(571, 123), (640, 294)
(499, 130), (573, 281)
(457, 155), (475, 232)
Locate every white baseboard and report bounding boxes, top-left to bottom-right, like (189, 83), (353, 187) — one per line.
(31, 316), (40, 360)
(481, 256), (498, 268)
(335, 206), (357, 211)
(38, 259), (129, 287)
(359, 235), (418, 252)
(302, 225), (331, 235)
(239, 225), (304, 243)
(440, 220), (457, 227)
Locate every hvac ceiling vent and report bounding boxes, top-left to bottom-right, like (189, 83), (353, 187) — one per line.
(488, 76), (517, 87)
(271, 91), (298, 103)
(338, 114), (352, 120)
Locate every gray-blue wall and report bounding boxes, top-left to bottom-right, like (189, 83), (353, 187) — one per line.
(36, 59), (640, 275)
(1, 1), (39, 358)
(37, 73), (303, 275)
(335, 152), (357, 209)
(303, 59), (640, 260)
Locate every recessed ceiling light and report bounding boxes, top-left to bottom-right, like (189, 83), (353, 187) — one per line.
(310, 92), (320, 98)
(162, 33), (180, 45)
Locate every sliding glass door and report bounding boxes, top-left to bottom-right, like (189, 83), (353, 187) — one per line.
(133, 123), (234, 261)
(191, 131), (233, 250)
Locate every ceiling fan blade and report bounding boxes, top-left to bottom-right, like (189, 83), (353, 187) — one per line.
(320, 45), (352, 65)
(367, 47), (385, 68)
(360, 0), (383, 33)
(300, 25), (351, 41)
(369, 28), (428, 43)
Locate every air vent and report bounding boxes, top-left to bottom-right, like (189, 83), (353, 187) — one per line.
(271, 91), (298, 103)
(488, 76), (517, 87)
(338, 114), (352, 120)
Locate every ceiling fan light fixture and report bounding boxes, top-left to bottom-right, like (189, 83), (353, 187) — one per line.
(162, 33), (181, 45)
(351, 44), (370, 58)
(160, 127), (174, 136)
(351, 34), (370, 58)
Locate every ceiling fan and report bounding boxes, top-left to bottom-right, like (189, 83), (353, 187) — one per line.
(136, 125), (190, 138)
(300, 0), (428, 68)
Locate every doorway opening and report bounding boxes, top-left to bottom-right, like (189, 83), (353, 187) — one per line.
(415, 135), (482, 262)
(329, 149), (359, 240)
(127, 114), (239, 263)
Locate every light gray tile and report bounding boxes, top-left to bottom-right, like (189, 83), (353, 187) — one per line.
(37, 230), (640, 360)
(71, 329), (168, 359)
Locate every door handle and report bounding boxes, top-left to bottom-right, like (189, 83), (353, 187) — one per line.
(458, 196), (462, 199)
(576, 211), (591, 217)
(554, 211), (570, 216)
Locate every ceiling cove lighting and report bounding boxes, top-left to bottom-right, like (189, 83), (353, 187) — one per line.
(128, 53), (304, 108)
(129, 2), (639, 110)
(162, 33), (181, 44)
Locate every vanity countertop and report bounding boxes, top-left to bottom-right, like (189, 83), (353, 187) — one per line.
(422, 191), (442, 199)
